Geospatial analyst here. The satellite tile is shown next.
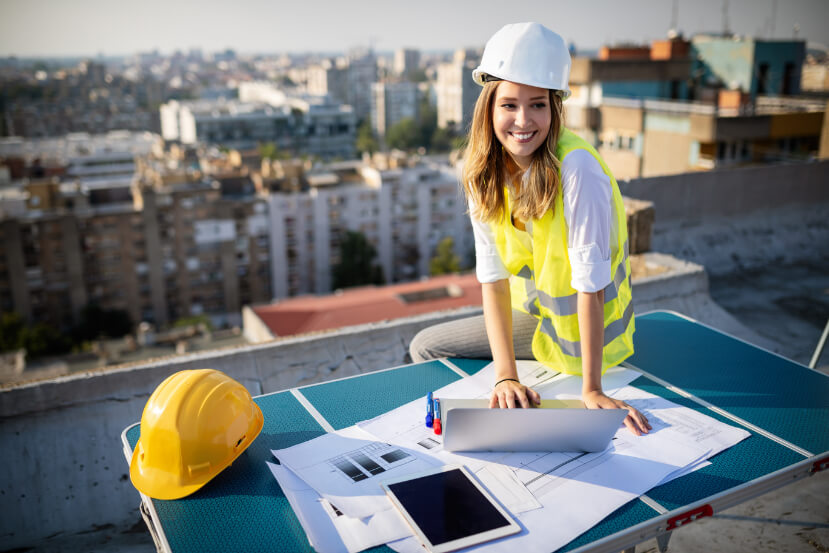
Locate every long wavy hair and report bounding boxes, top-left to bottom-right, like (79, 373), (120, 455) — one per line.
(462, 81), (565, 223)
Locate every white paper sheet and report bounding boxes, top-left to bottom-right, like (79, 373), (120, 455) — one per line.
(267, 461), (412, 553)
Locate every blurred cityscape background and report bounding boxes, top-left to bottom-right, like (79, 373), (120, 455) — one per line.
(0, 1), (828, 550)
(1, 0), (827, 384)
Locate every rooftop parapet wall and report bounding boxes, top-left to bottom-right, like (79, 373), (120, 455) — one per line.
(619, 161), (829, 275)
(0, 256), (757, 550)
(619, 159), (829, 221)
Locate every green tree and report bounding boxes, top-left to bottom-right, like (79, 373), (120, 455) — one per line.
(0, 312), (72, 358)
(406, 68), (428, 83)
(332, 231), (384, 289)
(0, 312), (25, 352)
(73, 303), (132, 341)
(356, 120), (379, 154)
(172, 314), (214, 330)
(258, 141), (281, 160)
(430, 237), (461, 276)
(385, 117), (419, 151)
(416, 99), (437, 149)
(23, 323), (72, 358)
(430, 127), (454, 152)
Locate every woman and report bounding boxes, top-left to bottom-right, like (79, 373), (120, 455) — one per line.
(410, 22), (650, 435)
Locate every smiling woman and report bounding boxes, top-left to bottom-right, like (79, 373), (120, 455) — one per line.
(409, 22), (651, 437)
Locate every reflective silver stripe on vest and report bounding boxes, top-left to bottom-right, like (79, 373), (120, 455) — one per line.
(540, 318), (582, 357)
(602, 252), (628, 303)
(538, 290), (635, 359)
(532, 240), (630, 317)
(516, 265), (541, 316)
(603, 301), (634, 347)
(537, 289), (579, 317)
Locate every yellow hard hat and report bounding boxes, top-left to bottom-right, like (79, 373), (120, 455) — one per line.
(130, 369), (264, 500)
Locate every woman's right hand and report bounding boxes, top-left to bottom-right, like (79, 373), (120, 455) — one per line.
(489, 379), (541, 408)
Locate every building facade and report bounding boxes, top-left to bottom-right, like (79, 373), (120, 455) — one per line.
(0, 136), (273, 330)
(394, 48), (421, 79)
(371, 81), (419, 138)
(436, 49), (480, 132)
(267, 160), (471, 299)
(160, 89), (357, 160)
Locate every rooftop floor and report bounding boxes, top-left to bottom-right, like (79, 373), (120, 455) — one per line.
(22, 260), (829, 553)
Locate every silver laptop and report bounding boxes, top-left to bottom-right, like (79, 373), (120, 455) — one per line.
(441, 399), (626, 453)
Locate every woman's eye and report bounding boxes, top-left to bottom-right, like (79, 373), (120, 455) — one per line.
(533, 103), (548, 109)
(500, 103), (515, 109)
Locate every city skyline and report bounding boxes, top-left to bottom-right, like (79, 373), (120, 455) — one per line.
(1, 0), (827, 58)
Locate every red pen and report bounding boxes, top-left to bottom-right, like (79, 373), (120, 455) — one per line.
(433, 398), (442, 435)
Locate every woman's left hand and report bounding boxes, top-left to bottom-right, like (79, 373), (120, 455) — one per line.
(582, 390), (651, 436)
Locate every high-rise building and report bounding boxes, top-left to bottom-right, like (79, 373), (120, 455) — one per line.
(371, 81), (419, 138)
(436, 49), (480, 132)
(394, 49), (421, 79)
(268, 158), (471, 298)
(160, 89), (357, 160)
(0, 135), (272, 330)
(345, 49), (378, 123)
(306, 58), (348, 103)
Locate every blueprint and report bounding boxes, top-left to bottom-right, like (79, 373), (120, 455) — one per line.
(269, 363), (749, 553)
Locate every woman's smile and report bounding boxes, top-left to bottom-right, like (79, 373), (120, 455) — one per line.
(510, 131), (538, 143)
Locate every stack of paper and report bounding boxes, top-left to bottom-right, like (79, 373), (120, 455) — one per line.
(269, 363), (749, 553)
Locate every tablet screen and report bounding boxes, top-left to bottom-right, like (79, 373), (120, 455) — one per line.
(386, 467), (513, 546)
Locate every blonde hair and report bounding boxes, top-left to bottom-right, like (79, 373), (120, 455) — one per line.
(462, 81), (565, 223)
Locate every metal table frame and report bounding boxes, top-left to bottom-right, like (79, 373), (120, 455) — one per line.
(121, 310), (829, 553)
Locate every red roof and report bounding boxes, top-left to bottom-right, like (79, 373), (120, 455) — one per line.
(252, 273), (482, 337)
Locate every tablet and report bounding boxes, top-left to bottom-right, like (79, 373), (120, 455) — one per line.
(381, 465), (520, 553)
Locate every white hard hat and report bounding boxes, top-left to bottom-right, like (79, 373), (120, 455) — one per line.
(472, 22), (571, 100)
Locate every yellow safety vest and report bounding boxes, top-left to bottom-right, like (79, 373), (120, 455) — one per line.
(492, 129), (634, 375)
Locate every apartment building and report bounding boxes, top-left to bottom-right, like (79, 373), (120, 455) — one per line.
(596, 95), (825, 178)
(267, 158), (471, 299)
(565, 37), (694, 146)
(306, 58), (349, 104)
(394, 48), (421, 79)
(345, 49), (378, 123)
(691, 35), (806, 99)
(159, 91), (356, 160)
(565, 34), (817, 179)
(370, 81), (419, 138)
(436, 49), (480, 131)
(0, 137), (272, 330)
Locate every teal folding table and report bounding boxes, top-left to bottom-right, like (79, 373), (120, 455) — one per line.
(121, 311), (829, 552)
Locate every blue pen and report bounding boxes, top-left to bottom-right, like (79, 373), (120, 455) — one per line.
(425, 392), (434, 428)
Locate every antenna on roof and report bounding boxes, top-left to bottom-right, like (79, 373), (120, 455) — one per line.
(770, 0), (777, 37)
(722, 0), (731, 36)
(670, 0), (678, 32)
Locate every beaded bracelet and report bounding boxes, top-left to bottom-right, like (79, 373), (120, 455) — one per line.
(494, 378), (520, 388)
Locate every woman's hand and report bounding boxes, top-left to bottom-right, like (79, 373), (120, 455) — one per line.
(489, 379), (541, 409)
(582, 389), (651, 436)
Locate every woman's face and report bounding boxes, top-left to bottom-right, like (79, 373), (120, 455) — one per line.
(492, 81), (552, 170)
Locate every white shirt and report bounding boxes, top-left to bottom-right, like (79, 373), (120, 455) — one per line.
(472, 149), (612, 293)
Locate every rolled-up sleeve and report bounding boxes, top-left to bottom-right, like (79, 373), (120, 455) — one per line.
(470, 211), (510, 283)
(561, 149), (612, 293)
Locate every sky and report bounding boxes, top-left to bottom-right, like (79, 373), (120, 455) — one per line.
(0, 0), (827, 58)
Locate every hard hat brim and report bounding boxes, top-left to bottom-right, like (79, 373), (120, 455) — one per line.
(471, 68), (571, 100)
(130, 442), (210, 500)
